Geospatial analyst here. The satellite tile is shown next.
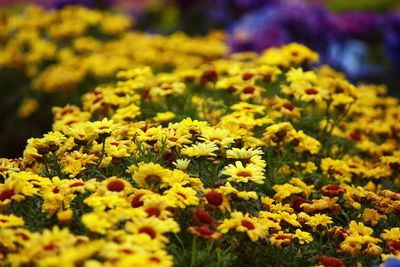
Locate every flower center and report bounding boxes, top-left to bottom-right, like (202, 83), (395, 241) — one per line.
(243, 86), (255, 94)
(237, 171), (251, 177)
(0, 189), (14, 201)
(283, 102), (294, 111)
(139, 226), (156, 239)
(205, 191), (223, 206)
(305, 88), (318, 95)
(131, 194), (144, 208)
(145, 207), (161, 217)
(241, 220), (255, 230)
(145, 175), (161, 185)
(107, 180), (125, 192)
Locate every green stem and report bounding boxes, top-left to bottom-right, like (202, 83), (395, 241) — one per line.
(190, 236), (197, 267)
(96, 137), (107, 169)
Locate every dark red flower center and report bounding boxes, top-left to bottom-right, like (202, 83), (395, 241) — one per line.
(139, 226), (156, 239)
(283, 102), (294, 111)
(205, 191), (223, 206)
(237, 171), (251, 177)
(305, 88), (318, 95)
(243, 86), (255, 94)
(0, 189), (14, 201)
(107, 180), (125, 192)
(242, 73), (254, 80)
(145, 207), (160, 217)
(241, 220), (255, 230)
(131, 194), (144, 207)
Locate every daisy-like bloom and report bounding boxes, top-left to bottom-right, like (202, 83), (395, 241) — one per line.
(218, 211), (267, 242)
(126, 217), (180, 244)
(173, 158), (191, 171)
(226, 147), (265, 168)
(362, 208), (387, 226)
(230, 102), (265, 115)
(305, 214), (333, 232)
(90, 118), (116, 139)
(364, 242), (383, 257)
(202, 189), (231, 214)
(320, 184), (346, 197)
(150, 81), (186, 97)
(299, 84), (330, 103)
(188, 226), (222, 242)
(272, 184), (303, 202)
(82, 210), (121, 234)
(128, 162), (172, 189)
(198, 127), (235, 148)
(340, 238), (363, 257)
(289, 177), (314, 198)
(269, 231), (294, 249)
(290, 130), (321, 155)
(179, 118), (208, 136)
(262, 122), (296, 146)
(0, 214), (24, 228)
(181, 143), (219, 158)
(255, 64), (282, 82)
(112, 103), (141, 123)
(222, 161), (265, 184)
(141, 195), (173, 219)
(0, 172), (39, 209)
(97, 176), (134, 197)
(163, 184), (199, 209)
(285, 67), (318, 83)
(153, 111), (176, 124)
(294, 229), (313, 245)
(381, 228), (400, 241)
(219, 182), (258, 201)
(234, 84), (266, 102)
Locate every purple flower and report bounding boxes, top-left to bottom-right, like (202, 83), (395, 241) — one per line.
(383, 11), (400, 70)
(334, 11), (383, 39)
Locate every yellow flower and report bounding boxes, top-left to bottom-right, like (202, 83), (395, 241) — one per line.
(272, 184), (303, 201)
(128, 162), (172, 189)
(294, 229), (313, 244)
(218, 211), (267, 242)
(181, 143), (219, 158)
(163, 184), (199, 209)
(222, 161), (265, 184)
(18, 98), (39, 118)
(126, 217), (180, 244)
(305, 214), (333, 232)
(380, 228), (400, 241)
(362, 208), (387, 226)
(0, 214), (24, 228)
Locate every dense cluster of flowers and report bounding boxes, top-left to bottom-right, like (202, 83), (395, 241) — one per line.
(0, 4), (227, 157)
(1, 42), (400, 266)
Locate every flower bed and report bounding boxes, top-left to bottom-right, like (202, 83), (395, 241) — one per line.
(1, 43), (400, 266)
(0, 5), (227, 157)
